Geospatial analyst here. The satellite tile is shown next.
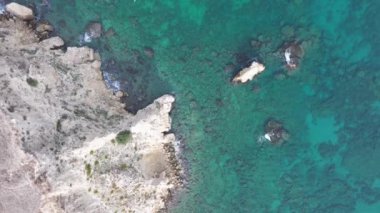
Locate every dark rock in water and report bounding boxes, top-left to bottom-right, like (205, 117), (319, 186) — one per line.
(224, 63), (234, 73)
(35, 21), (53, 40)
(189, 100), (197, 109)
(204, 125), (213, 133)
(274, 71), (286, 80)
(143, 46), (154, 58)
(281, 25), (295, 38)
(211, 51), (219, 57)
(252, 84), (260, 93)
(58, 19), (67, 28)
(234, 53), (250, 66)
(282, 41), (304, 70)
(104, 27), (115, 37)
(264, 119), (289, 145)
(125, 66), (139, 74)
(215, 98), (224, 107)
(85, 21), (102, 39)
(250, 39), (262, 49)
(318, 143), (338, 158)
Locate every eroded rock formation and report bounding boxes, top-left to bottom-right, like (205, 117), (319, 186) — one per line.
(5, 2), (34, 21)
(0, 7), (181, 213)
(232, 61), (265, 84)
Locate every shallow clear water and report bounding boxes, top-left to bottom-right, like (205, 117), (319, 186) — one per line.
(15, 0), (380, 212)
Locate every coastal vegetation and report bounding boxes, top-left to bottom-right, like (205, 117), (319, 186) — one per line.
(115, 130), (131, 145)
(119, 163), (128, 170)
(85, 163), (92, 177)
(26, 77), (38, 87)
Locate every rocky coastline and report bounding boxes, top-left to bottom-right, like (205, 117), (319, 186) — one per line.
(0, 3), (182, 213)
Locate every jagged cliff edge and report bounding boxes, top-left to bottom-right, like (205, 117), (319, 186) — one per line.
(0, 3), (183, 213)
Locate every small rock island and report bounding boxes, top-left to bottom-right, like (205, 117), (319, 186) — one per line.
(232, 61), (265, 84)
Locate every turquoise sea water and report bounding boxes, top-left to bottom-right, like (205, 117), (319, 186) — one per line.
(13, 0), (380, 212)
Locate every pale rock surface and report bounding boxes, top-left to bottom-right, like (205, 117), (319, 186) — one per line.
(232, 61), (265, 83)
(5, 2), (34, 20)
(0, 111), (41, 213)
(0, 13), (181, 213)
(39, 36), (65, 49)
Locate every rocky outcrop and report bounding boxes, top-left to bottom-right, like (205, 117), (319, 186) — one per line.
(81, 22), (103, 43)
(86, 22), (102, 39)
(39, 36), (64, 49)
(5, 2), (34, 21)
(283, 42), (304, 70)
(263, 119), (289, 145)
(232, 61), (265, 83)
(35, 21), (54, 39)
(0, 7), (182, 213)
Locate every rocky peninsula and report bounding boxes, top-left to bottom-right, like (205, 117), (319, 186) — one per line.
(0, 3), (182, 213)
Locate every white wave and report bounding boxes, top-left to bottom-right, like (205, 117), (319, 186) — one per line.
(102, 71), (121, 91)
(285, 49), (291, 64)
(257, 133), (272, 145)
(78, 33), (92, 45)
(83, 32), (92, 43)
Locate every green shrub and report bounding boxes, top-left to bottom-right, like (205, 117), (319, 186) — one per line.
(85, 163), (92, 176)
(56, 120), (62, 132)
(26, 77), (38, 87)
(119, 163), (128, 170)
(115, 130), (131, 145)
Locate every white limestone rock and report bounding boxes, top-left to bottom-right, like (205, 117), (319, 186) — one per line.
(232, 61), (265, 83)
(39, 36), (65, 50)
(0, 11), (182, 213)
(5, 2), (34, 20)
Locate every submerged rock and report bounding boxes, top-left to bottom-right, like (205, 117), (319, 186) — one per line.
(81, 21), (103, 43)
(252, 84), (260, 93)
(104, 27), (115, 37)
(35, 21), (54, 39)
(274, 71), (287, 80)
(263, 119), (289, 145)
(250, 39), (263, 49)
(281, 25), (295, 37)
(86, 22), (102, 38)
(143, 46), (155, 58)
(224, 63), (235, 73)
(232, 61), (265, 84)
(5, 2), (34, 20)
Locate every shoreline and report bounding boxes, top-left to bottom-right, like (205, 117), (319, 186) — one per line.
(0, 2), (183, 212)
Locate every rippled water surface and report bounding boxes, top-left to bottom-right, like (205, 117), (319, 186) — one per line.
(15, 0), (380, 212)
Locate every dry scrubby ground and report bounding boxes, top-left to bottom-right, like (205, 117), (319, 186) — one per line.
(0, 13), (182, 213)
